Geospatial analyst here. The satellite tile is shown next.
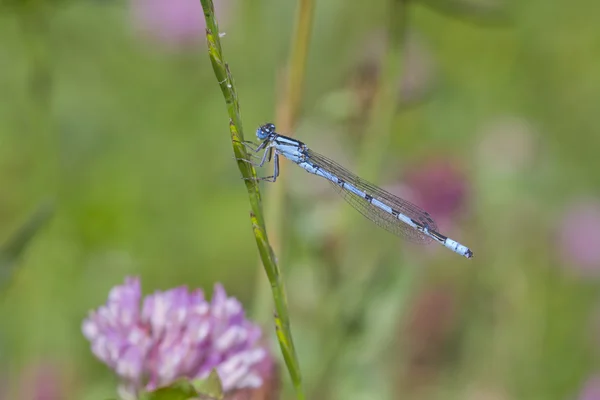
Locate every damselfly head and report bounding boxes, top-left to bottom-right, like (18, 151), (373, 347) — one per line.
(257, 123), (276, 140)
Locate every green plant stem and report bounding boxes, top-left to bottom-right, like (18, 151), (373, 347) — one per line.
(279, 0), (316, 131)
(0, 201), (54, 291)
(314, 0), (411, 396)
(252, 0), (315, 393)
(337, 0), (409, 289)
(199, 1), (305, 399)
(252, 0), (316, 326)
(19, 6), (58, 198)
(358, 0), (408, 179)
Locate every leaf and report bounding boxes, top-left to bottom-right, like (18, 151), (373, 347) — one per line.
(418, 0), (511, 25)
(191, 369), (224, 400)
(0, 200), (54, 290)
(140, 379), (199, 400)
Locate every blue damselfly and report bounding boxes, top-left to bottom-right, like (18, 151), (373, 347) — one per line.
(240, 123), (473, 259)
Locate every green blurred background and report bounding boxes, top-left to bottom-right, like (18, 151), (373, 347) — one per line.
(1, 0), (600, 399)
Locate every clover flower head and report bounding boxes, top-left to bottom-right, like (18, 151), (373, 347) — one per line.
(83, 277), (272, 398)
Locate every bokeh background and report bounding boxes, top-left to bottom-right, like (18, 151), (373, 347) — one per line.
(1, 0), (600, 399)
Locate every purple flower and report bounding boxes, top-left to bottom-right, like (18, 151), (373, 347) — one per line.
(82, 277), (273, 398)
(130, 0), (230, 48)
(402, 285), (456, 390)
(16, 361), (68, 400)
(577, 375), (600, 400)
(403, 157), (470, 226)
(558, 198), (600, 274)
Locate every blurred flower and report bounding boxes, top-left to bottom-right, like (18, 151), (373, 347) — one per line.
(351, 30), (436, 110)
(403, 157), (470, 226)
(577, 375), (600, 400)
(464, 383), (511, 400)
(82, 277), (275, 399)
(130, 0), (230, 48)
(224, 361), (279, 400)
(320, 30), (436, 124)
(401, 285), (457, 392)
(476, 116), (537, 175)
(16, 361), (69, 400)
(558, 198), (600, 274)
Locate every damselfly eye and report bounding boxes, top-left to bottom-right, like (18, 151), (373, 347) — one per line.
(256, 123), (276, 140)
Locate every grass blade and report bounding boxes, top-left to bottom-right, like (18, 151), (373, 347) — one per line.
(198, 1), (305, 399)
(0, 200), (54, 291)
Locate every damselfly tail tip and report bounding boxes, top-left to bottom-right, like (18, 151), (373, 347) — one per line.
(465, 249), (474, 259)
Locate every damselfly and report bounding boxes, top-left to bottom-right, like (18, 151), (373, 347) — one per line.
(240, 123), (473, 259)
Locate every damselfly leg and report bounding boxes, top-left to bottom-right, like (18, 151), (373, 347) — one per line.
(235, 144), (280, 183)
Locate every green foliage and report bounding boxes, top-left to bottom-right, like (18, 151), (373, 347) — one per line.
(0, 201), (54, 291)
(140, 380), (200, 400)
(0, 0), (71, 12)
(418, 0), (511, 25)
(199, 0), (306, 399)
(140, 371), (224, 400)
(191, 370), (224, 400)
